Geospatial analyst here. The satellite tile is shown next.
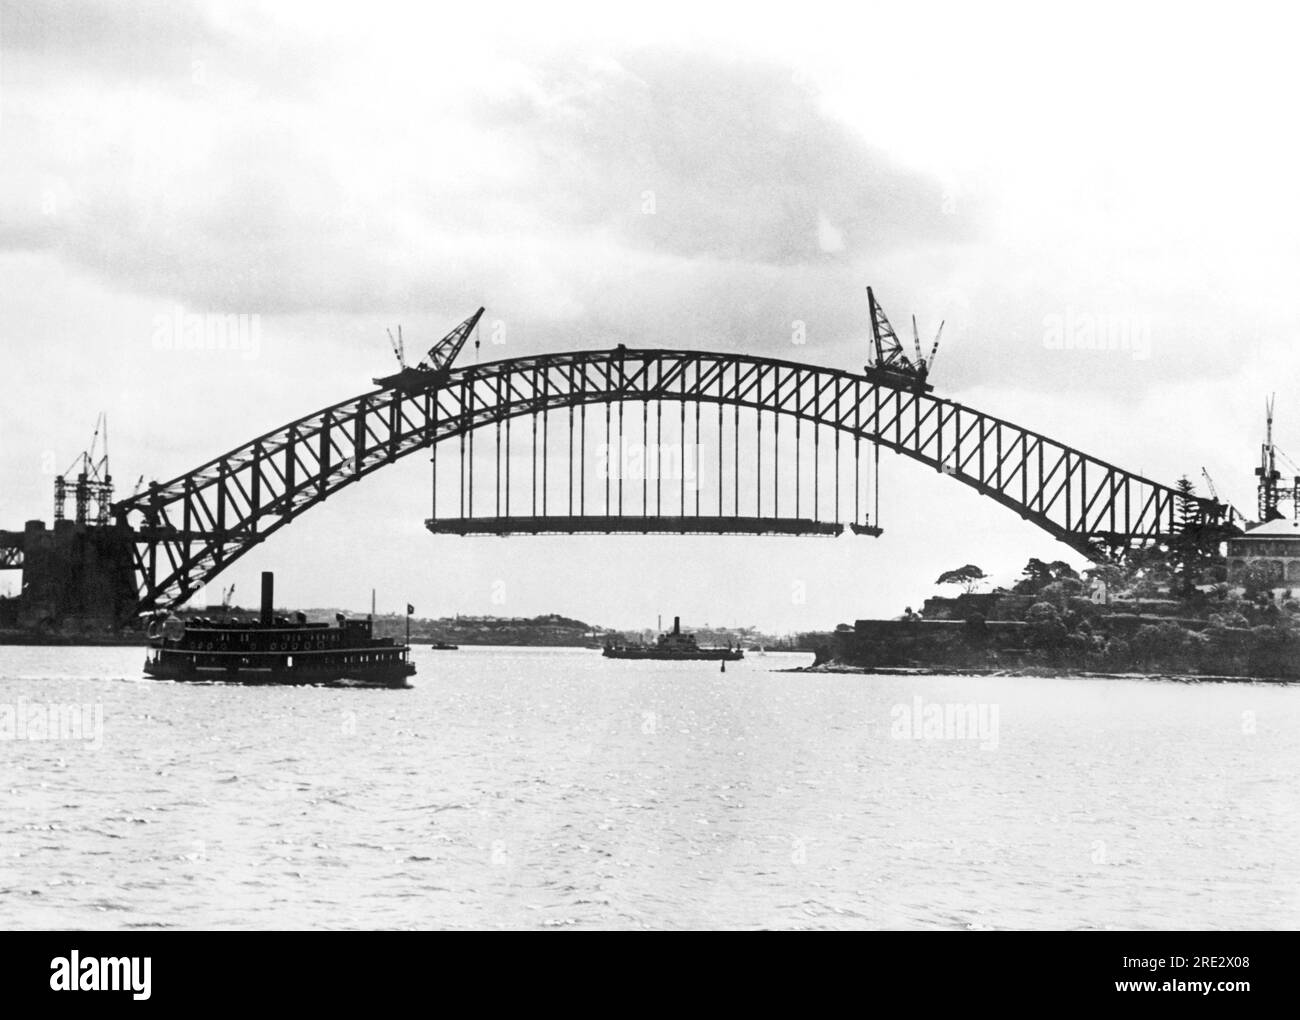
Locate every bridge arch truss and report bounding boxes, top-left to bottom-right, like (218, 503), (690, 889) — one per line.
(114, 348), (1228, 614)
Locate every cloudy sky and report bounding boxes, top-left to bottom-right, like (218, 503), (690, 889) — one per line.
(2, 1), (1298, 629)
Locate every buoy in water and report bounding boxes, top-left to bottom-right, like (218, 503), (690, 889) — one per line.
(720, 659), (726, 673)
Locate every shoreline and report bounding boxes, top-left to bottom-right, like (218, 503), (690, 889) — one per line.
(780, 663), (1299, 684)
(0, 633), (142, 647)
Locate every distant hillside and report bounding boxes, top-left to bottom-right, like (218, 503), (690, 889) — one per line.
(310, 610), (605, 647)
(181, 604), (827, 651)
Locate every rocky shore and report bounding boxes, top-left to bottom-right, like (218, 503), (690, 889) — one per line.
(780, 661), (1294, 683)
(800, 544), (1300, 682)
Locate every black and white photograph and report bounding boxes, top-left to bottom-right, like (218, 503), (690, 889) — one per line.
(0, 0), (1293, 977)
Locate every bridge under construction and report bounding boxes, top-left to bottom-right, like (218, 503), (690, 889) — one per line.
(0, 293), (1265, 630)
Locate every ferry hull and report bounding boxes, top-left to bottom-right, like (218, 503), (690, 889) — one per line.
(602, 647), (743, 661)
(143, 659), (414, 687)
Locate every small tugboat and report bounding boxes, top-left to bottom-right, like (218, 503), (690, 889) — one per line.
(143, 572), (415, 687)
(430, 640), (459, 650)
(603, 617), (744, 662)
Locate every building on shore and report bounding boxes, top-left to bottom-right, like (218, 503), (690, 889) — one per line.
(1226, 518), (1300, 592)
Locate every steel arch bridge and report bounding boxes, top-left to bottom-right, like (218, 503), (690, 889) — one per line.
(113, 344), (1231, 616)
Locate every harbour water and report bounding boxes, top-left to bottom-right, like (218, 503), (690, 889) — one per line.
(2, 644), (1297, 930)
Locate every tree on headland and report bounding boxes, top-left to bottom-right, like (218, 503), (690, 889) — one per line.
(1012, 558), (1079, 595)
(1130, 620), (1191, 669)
(1175, 475), (1199, 533)
(1237, 562), (1279, 602)
(1082, 526), (1232, 601)
(1024, 601), (1070, 656)
(935, 564), (988, 594)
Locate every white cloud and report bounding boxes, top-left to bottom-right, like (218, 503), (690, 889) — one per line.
(816, 212), (844, 253)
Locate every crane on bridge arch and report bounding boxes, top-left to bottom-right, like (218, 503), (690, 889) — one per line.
(104, 301), (1237, 618)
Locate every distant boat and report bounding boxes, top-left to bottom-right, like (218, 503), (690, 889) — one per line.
(430, 640), (459, 650)
(603, 617), (744, 662)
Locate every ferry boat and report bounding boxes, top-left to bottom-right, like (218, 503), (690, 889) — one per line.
(143, 572), (415, 687)
(603, 617), (744, 661)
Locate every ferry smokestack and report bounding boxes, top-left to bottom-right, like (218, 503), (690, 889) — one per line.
(261, 571), (274, 625)
(673, 616), (680, 634)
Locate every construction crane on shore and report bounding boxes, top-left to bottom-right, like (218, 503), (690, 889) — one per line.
(53, 413), (113, 526)
(1200, 467), (1244, 526)
(1256, 394), (1300, 522)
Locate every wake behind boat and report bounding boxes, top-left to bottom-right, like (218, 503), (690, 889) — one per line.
(603, 616), (743, 661)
